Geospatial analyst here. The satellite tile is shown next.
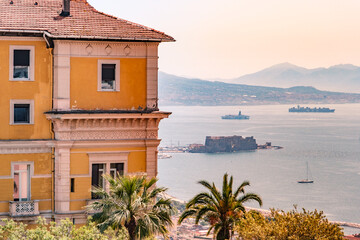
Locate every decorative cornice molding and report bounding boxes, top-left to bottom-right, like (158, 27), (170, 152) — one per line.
(0, 37), (44, 41)
(46, 113), (170, 141)
(0, 141), (52, 154)
(53, 40), (159, 58)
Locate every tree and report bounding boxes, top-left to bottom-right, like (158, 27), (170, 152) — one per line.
(87, 174), (174, 240)
(0, 217), (128, 239)
(236, 207), (344, 240)
(178, 173), (262, 240)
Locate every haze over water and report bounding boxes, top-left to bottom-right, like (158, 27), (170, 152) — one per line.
(158, 104), (360, 233)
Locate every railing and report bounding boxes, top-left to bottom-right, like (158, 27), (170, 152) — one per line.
(9, 200), (40, 217)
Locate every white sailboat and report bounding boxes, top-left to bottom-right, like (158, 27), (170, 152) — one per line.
(298, 162), (314, 183)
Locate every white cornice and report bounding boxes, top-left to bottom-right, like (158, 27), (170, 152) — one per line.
(0, 36), (44, 41)
(45, 112), (170, 141)
(0, 141), (52, 154)
(53, 40), (159, 58)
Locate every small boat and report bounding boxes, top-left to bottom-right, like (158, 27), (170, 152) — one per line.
(298, 162), (314, 184)
(221, 111), (250, 120)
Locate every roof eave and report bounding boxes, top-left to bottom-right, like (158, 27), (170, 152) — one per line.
(0, 29), (175, 42)
(50, 35), (175, 42)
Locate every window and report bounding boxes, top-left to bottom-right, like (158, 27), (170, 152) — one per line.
(91, 164), (105, 199)
(91, 164), (105, 189)
(91, 162), (125, 199)
(13, 50), (30, 79)
(13, 164), (31, 201)
(14, 104), (30, 124)
(98, 60), (120, 91)
(71, 178), (75, 193)
(102, 64), (115, 90)
(9, 46), (35, 81)
(10, 100), (34, 125)
(110, 163), (124, 178)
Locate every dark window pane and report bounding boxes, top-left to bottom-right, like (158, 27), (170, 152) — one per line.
(14, 104), (30, 123)
(13, 172), (19, 201)
(91, 164), (104, 199)
(71, 178), (75, 192)
(14, 50), (30, 66)
(13, 66), (29, 79)
(102, 64), (115, 80)
(110, 163), (124, 177)
(101, 64), (115, 90)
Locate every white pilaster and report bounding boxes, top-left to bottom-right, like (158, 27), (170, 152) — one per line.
(146, 146), (158, 179)
(146, 43), (159, 110)
(55, 147), (71, 213)
(53, 41), (71, 110)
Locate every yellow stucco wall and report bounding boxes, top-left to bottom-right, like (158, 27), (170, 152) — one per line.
(70, 177), (91, 200)
(70, 58), (147, 110)
(69, 147), (146, 211)
(0, 179), (13, 201)
(0, 153), (52, 176)
(70, 147), (147, 175)
(70, 200), (87, 212)
(0, 40), (52, 140)
(0, 153), (52, 212)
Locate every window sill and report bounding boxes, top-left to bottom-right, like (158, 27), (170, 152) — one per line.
(9, 79), (34, 81)
(10, 123), (34, 125)
(97, 89), (120, 92)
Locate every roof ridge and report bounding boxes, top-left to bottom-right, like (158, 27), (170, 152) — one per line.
(85, 1), (174, 40)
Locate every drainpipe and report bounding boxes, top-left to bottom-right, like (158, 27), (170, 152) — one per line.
(48, 46), (56, 220)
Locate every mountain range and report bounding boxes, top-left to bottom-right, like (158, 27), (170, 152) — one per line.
(222, 63), (360, 93)
(158, 72), (360, 106)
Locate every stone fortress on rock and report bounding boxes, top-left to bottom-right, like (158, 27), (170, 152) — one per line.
(189, 136), (258, 153)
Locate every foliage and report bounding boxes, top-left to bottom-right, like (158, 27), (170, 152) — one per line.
(87, 174), (174, 240)
(178, 173), (262, 240)
(0, 217), (127, 240)
(236, 207), (344, 240)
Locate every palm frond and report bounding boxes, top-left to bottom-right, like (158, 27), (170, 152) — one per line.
(234, 180), (250, 198)
(237, 192), (263, 206)
(178, 209), (197, 224)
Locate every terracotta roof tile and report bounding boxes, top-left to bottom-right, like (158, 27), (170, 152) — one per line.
(0, 0), (174, 42)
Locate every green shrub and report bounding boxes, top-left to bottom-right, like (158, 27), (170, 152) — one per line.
(236, 207), (344, 240)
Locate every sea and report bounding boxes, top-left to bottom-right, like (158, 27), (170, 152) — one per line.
(157, 103), (360, 235)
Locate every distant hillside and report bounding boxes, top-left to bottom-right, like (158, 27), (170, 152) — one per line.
(224, 63), (360, 93)
(158, 72), (360, 106)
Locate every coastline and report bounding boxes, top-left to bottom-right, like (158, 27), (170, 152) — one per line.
(162, 193), (360, 230)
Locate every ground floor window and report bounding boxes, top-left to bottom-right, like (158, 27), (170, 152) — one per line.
(91, 162), (124, 199)
(13, 164), (31, 201)
(110, 163), (124, 178)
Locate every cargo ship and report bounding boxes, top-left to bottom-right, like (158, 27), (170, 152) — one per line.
(289, 105), (335, 113)
(221, 111), (250, 119)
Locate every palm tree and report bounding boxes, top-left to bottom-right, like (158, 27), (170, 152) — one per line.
(178, 173), (262, 240)
(87, 174), (174, 240)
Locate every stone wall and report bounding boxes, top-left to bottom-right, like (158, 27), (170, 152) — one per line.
(204, 136), (257, 153)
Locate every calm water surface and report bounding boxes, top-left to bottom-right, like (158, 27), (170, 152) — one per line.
(157, 104), (360, 233)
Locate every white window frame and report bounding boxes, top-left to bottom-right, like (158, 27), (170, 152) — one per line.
(88, 152), (128, 177)
(88, 152), (128, 194)
(97, 59), (120, 92)
(9, 45), (35, 81)
(10, 99), (34, 125)
(11, 162), (34, 201)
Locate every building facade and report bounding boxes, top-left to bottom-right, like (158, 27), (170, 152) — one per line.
(0, 0), (174, 224)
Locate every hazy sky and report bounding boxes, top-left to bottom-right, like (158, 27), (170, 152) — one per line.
(88, 0), (360, 79)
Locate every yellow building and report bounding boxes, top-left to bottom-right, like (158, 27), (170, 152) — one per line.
(0, 0), (174, 224)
